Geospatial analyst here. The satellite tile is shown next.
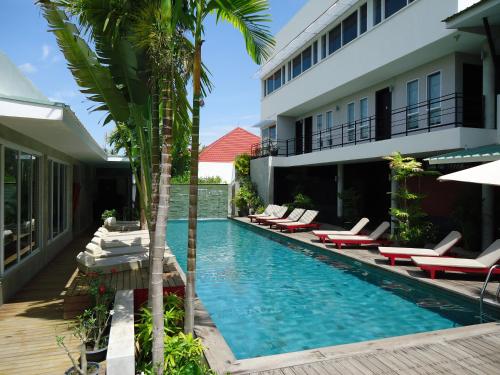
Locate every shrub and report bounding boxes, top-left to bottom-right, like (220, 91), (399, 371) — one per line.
(234, 153), (251, 179)
(233, 178), (263, 212)
(286, 193), (315, 210)
(101, 209), (117, 221)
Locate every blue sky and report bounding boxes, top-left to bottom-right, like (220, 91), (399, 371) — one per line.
(0, 0), (307, 148)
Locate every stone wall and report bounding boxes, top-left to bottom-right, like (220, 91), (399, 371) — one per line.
(169, 184), (229, 219)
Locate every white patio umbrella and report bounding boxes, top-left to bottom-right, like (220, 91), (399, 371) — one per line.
(438, 160), (500, 186)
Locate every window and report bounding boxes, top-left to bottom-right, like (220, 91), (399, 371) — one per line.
(347, 103), (355, 142)
(269, 126), (277, 141)
(273, 69), (282, 91)
(360, 98), (369, 139)
(287, 61), (292, 81)
(292, 54), (301, 78)
(328, 25), (341, 55)
(312, 41), (318, 65)
(317, 114), (323, 148)
(321, 34), (327, 59)
(407, 80), (419, 129)
(360, 4), (367, 34)
(427, 72), (441, 126)
(326, 111), (334, 146)
(261, 127), (269, 140)
(342, 11), (358, 46)
(374, 0), (382, 25)
(266, 77), (273, 96)
(281, 66), (286, 85)
(302, 46), (312, 72)
(3, 148), (40, 272)
(50, 160), (68, 240)
(385, 0), (407, 18)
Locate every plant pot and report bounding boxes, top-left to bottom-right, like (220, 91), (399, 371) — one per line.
(86, 346), (108, 363)
(65, 362), (99, 375)
(237, 208), (249, 217)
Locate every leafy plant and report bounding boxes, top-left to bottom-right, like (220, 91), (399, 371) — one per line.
(233, 177), (263, 212)
(234, 153), (251, 179)
(171, 174), (224, 185)
(338, 187), (361, 224)
(286, 193), (315, 210)
(101, 209), (117, 222)
(384, 152), (438, 246)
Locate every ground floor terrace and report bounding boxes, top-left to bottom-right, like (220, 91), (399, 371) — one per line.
(201, 217), (500, 375)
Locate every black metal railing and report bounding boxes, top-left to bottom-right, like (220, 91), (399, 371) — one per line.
(251, 93), (483, 158)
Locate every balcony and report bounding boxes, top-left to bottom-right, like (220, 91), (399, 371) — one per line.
(252, 93), (483, 159)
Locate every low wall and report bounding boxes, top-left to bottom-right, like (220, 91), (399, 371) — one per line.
(169, 184), (229, 219)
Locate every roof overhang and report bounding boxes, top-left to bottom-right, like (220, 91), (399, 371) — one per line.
(253, 119), (277, 129)
(426, 144), (500, 164)
(445, 0), (500, 33)
(0, 96), (107, 163)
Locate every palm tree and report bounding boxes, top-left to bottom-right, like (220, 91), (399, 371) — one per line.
(184, 0), (274, 334)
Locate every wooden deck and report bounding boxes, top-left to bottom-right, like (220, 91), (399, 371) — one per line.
(231, 322), (500, 375)
(0, 231), (184, 375)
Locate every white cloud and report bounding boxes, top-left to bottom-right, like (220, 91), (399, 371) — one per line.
(42, 44), (51, 60)
(18, 63), (37, 74)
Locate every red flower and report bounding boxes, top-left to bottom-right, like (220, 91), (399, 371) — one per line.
(110, 268), (118, 274)
(98, 284), (106, 295)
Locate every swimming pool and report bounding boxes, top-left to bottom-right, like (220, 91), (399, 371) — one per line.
(167, 219), (499, 359)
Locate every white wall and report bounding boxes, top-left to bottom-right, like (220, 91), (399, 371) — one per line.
(261, 0), (481, 120)
(198, 162), (235, 183)
(250, 157), (274, 204)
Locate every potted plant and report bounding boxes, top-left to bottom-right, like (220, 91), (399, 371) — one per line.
(83, 305), (114, 362)
(57, 311), (100, 375)
(101, 209), (117, 226)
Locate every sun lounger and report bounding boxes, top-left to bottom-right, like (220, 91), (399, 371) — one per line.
(412, 239), (500, 279)
(97, 227), (149, 236)
(313, 218), (370, 243)
(85, 243), (148, 258)
(264, 208), (306, 228)
(275, 210), (320, 233)
(327, 222), (390, 249)
(248, 205), (276, 222)
(255, 206), (289, 224)
(379, 231), (461, 266)
(91, 235), (150, 249)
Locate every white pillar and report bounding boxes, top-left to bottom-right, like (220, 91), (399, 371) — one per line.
(483, 42), (496, 130)
(337, 164), (344, 219)
(482, 184), (494, 250)
(390, 171), (398, 236)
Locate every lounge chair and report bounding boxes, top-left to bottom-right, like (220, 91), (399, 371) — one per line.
(248, 205), (276, 222)
(275, 210), (320, 233)
(312, 218), (370, 243)
(379, 231), (461, 266)
(412, 239), (500, 279)
(264, 208), (306, 228)
(255, 206), (289, 224)
(327, 222), (390, 249)
(85, 242), (148, 258)
(96, 227), (149, 236)
(91, 235), (150, 249)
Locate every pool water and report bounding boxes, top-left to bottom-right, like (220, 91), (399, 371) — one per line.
(167, 219), (498, 359)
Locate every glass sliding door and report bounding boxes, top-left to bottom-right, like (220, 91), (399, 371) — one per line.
(4, 148), (18, 270)
(326, 111), (333, 146)
(49, 160), (68, 240)
(360, 98), (369, 139)
(347, 103), (355, 142)
(407, 80), (419, 130)
(20, 153), (39, 260)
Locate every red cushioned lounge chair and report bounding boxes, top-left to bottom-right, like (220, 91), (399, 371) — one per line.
(264, 208), (305, 228)
(379, 231), (462, 266)
(313, 218), (370, 243)
(411, 239), (500, 279)
(255, 206), (289, 224)
(327, 222), (390, 249)
(248, 205), (276, 222)
(275, 210), (320, 233)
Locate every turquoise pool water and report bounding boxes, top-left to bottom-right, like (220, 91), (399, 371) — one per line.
(167, 219), (498, 359)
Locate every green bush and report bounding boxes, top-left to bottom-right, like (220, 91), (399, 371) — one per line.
(171, 174), (224, 185)
(286, 193), (315, 210)
(233, 178), (263, 212)
(234, 154), (251, 179)
(101, 209), (117, 221)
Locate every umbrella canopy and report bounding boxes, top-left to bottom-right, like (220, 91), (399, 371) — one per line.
(438, 160), (500, 186)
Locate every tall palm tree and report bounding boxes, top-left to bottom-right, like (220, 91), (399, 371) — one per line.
(184, 0), (274, 334)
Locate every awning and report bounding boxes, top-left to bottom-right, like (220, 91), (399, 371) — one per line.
(252, 119), (276, 128)
(438, 160), (500, 186)
(426, 144), (500, 165)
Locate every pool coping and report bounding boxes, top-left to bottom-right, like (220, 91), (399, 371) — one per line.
(190, 218), (500, 374)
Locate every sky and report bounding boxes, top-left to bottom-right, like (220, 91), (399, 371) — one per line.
(0, 0), (308, 148)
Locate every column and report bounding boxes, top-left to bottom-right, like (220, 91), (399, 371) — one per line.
(390, 171), (398, 236)
(337, 164), (344, 219)
(482, 184), (494, 250)
(483, 42), (495, 130)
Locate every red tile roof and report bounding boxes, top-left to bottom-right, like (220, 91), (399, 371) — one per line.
(199, 127), (260, 162)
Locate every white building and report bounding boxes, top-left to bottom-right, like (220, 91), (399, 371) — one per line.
(251, 0), (500, 248)
(0, 51), (132, 304)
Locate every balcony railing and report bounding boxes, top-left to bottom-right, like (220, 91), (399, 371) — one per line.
(251, 93), (483, 158)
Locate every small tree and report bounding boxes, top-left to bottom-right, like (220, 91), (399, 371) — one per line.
(384, 152), (437, 246)
(234, 153), (251, 180)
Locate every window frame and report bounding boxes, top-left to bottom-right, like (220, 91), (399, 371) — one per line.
(406, 79), (420, 130)
(0, 142), (42, 276)
(359, 97), (369, 140)
(427, 71), (442, 126)
(342, 10), (358, 46)
(347, 102), (356, 142)
(48, 158), (70, 243)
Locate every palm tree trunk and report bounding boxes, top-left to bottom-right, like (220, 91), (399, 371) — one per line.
(151, 79), (173, 373)
(185, 0), (203, 334)
(149, 83), (161, 307)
